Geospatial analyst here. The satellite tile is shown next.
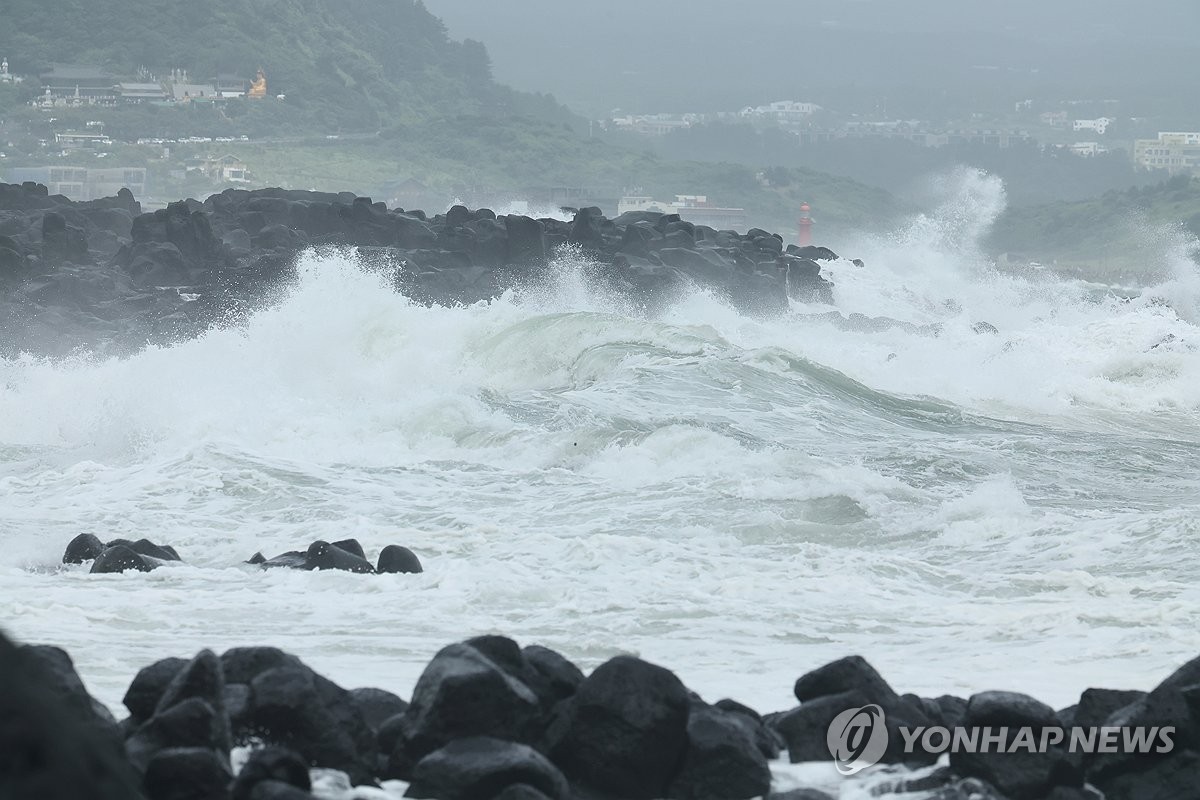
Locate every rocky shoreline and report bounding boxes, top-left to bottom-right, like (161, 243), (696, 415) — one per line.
(63, 534), (424, 576)
(4, 623), (1195, 800)
(0, 181), (839, 358)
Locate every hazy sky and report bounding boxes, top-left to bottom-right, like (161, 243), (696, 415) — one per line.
(423, 0), (1199, 116)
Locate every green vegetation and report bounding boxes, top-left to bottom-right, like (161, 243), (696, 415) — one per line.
(182, 123), (907, 235)
(0, 0), (574, 131)
(0, 0), (910, 235)
(987, 175), (1200, 272)
(635, 122), (1171, 207)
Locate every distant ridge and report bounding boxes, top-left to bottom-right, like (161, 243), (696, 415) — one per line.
(0, 0), (573, 129)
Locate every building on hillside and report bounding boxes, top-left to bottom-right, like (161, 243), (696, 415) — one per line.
(190, 154), (251, 183)
(617, 194), (747, 231)
(6, 166), (146, 200)
(1073, 117), (1113, 135)
(1040, 111), (1068, 128)
(673, 195), (747, 230)
(118, 82), (169, 103)
(740, 100), (822, 123)
(39, 65), (118, 105)
(171, 82), (218, 102)
(54, 131), (113, 150)
(943, 128), (1032, 147)
(1134, 132), (1200, 175)
(215, 73), (250, 98)
(610, 113), (695, 136)
(1068, 142), (1108, 157)
(617, 195), (675, 215)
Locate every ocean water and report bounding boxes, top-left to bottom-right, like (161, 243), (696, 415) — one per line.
(3, 169), (1200, 750)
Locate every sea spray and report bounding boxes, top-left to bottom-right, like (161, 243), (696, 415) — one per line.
(1, 181), (1199, 727)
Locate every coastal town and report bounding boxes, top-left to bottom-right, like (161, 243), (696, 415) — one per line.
(0, 55), (1196, 235)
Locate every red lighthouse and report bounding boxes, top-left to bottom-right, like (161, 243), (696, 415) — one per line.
(797, 202), (813, 246)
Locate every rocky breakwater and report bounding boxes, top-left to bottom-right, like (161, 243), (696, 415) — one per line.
(0, 182), (839, 357)
(3, 627), (1196, 800)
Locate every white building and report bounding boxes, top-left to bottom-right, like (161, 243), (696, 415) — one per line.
(1073, 117), (1114, 135)
(609, 113), (696, 136)
(741, 100), (822, 123)
(1134, 132), (1200, 174)
(171, 83), (218, 102)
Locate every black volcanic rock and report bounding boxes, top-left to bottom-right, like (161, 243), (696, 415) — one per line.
(124, 657), (189, 723)
(377, 544), (423, 574)
(252, 542), (393, 573)
(948, 691), (1081, 799)
(304, 540), (374, 573)
(0, 632), (141, 800)
(546, 655), (690, 800)
(63, 532), (107, 563)
(330, 538), (366, 559)
(504, 214), (546, 266)
(19, 643), (122, 743)
(1, 182), (845, 360)
(667, 704), (771, 800)
(1084, 655), (1200, 794)
(91, 544), (157, 574)
(388, 640), (542, 776)
(143, 747), (232, 800)
(405, 737), (569, 800)
(154, 650), (233, 758)
(107, 538), (181, 561)
(231, 746), (312, 800)
(246, 664), (376, 785)
(12, 632), (1200, 800)
(775, 655), (935, 768)
(522, 644), (584, 706)
(348, 687), (409, 732)
(125, 697), (224, 772)
(772, 689), (871, 764)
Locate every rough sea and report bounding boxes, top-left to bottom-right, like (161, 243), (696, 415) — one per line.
(3, 170), (1199, 794)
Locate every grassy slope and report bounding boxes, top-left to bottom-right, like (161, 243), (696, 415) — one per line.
(988, 176), (1200, 272)
(202, 131), (909, 235)
(0, 0), (585, 135)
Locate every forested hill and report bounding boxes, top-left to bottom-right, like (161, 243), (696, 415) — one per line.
(987, 175), (1200, 267)
(0, 0), (574, 129)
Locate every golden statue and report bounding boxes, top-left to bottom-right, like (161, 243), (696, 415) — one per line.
(248, 68), (267, 99)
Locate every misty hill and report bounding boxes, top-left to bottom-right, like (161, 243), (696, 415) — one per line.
(0, 0), (572, 130)
(0, 0), (913, 237)
(632, 123), (1167, 207)
(988, 174), (1200, 269)
(426, 0), (1198, 120)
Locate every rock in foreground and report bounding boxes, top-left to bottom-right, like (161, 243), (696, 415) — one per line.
(4, 625), (1195, 800)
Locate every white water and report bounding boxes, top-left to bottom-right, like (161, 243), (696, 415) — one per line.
(3, 170), (1200, 744)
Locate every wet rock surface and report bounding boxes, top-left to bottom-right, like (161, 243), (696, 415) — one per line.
(2, 627), (1191, 799)
(0, 183), (841, 358)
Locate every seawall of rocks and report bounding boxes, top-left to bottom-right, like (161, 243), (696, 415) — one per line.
(4, 626), (1194, 800)
(0, 182), (839, 357)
